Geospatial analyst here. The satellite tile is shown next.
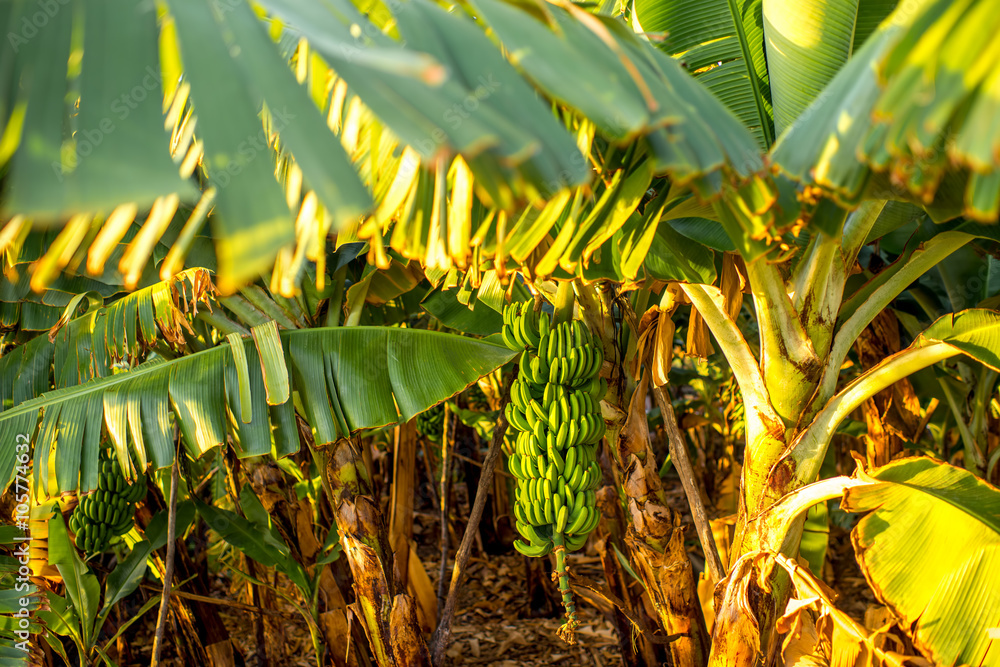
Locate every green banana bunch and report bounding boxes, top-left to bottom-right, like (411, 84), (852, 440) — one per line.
(502, 300), (607, 642)
(69, 447), (147, 555)
(465, 382), (491, 412)
(416, 403), (445, 442)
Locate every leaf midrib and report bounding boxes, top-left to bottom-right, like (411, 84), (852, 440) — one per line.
(726, 0), (774, 147)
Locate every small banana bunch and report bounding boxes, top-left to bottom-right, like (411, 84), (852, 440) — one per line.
(465, 382), (491, 412)
(416, 403), (445, 442)
(502, 299), (607, 642)
(69, 448), (146, 555)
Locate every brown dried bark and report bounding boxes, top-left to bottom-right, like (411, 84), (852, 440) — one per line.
(616, 374), (710, 667)
(853, 310), (923, 467)
(325, 437), (431, 667)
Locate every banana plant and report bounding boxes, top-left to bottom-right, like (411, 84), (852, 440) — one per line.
(730, 455), (1000, 667)
(0, 266), (517, 666)
(193, 486), (330, 664)
(635, 2), (1000, 664)
(38, 513), (158, 667)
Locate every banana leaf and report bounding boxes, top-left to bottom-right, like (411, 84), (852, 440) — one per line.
(0, 327), (515, 494)
(843, 457), (1000, 667)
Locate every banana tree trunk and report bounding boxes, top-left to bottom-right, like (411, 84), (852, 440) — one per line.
(594, 492), (666, 666)
(323, 437), (431, 667)
(581, 286), (709, 667)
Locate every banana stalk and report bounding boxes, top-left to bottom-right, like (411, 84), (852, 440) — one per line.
(321, 437), (431, 667)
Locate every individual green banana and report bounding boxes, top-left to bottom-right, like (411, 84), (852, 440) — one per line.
(562, 486), (576, 514)
(543, 382), (556, 410)
(567, 421), (579, 448)
(555, 505), (569, 533)
(529, 357), (549, 384)
(568, 392), (581, 421)
(531, 500), (546, 526)
(525, 404), (539, 431)
(565, 506), (589, 534)
(556, 422), (569, 451)
(565, 463), (583, 491)
(547, 400), (561, 433)
(546, 461), (558, 486)
(564, 446), (579, 476)
(532, 420), (546, 446)
(558, 396), (571, 424)
(548, 441), (565, 474)
(519, 350), (532, 374)
(522, 315), (540, 349)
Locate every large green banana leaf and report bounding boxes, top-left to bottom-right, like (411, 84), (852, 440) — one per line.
(762, 0), (864, 136)
(1, 0), (197, 218)
(631, 0), (897, 146)
(772, 0), (1000, 223)
(469, 0), (764, 189)
(843, 457), (1000, 667)
(632, 0), (774, 148)
(0, 327), (515, 495)
(0, 0), (767, 294)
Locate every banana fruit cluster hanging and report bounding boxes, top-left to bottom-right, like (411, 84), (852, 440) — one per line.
(501, 300), (607, 641)
(69, 448), (147, 555)
(416, 403), (445, 442)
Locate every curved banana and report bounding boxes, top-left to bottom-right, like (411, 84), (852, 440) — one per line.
(555, 505), (569, 533)
(556, 422), (569, 451)
(565, 506), (589, 534)
(532, 420), (546, 445)
(565, 532), (589, 551)
(548, 399), (560, 431)
(563, 446), (578, 476)
(548, 440), (565, 475)
(514, 539), (552, 557)
(518, 521), (550, 547)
